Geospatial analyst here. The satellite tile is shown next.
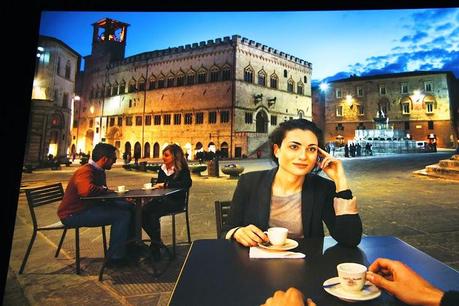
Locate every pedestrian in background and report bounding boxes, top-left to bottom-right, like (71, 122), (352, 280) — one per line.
(344, 144), (349, 157)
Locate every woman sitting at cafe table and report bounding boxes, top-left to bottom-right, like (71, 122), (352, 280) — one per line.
(142, 144), (192, 260)
(225, 119), (362, 247)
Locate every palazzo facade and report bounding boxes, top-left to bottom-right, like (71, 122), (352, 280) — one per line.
(73, 18), (312, 159)
(25, 36), (80, 165)
(321, 71), (459, 148)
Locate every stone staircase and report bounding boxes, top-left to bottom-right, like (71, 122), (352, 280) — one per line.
(246, 133), (270, 158)
(415, 154), (459, 180)
(247, 140), (271, 159)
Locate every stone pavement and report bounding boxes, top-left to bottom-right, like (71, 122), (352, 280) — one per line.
(3, 152), (459, 305)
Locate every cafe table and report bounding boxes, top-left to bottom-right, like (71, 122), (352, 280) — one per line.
(168, 236), (459, 306)
(81, 187), (182, 280)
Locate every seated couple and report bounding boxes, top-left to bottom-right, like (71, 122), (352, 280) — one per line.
(57, 143), (191, 266)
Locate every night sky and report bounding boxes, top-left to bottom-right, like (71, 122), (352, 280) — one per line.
(38, 9), (459, 84)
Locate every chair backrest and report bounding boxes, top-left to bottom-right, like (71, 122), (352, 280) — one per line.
(25, 183), (64, 228)
(183, 189), (190, 212)
(214, 201), (232, 239)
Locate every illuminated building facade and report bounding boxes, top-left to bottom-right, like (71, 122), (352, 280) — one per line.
(322, 71), (459, 148)
(25, 36), (80, 165)
(72, 18), (312, 159)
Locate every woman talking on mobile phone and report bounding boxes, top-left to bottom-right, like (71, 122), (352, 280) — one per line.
(225, 119), (362, 247)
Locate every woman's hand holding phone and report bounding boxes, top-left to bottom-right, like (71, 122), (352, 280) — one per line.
(317, 147), (349, 191)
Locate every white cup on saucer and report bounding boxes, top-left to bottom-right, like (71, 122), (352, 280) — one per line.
(117, 185), (126, 192)
(266, 227), (288, 246)
(143, 183), (152, 189)
(337, 263), (367, 292)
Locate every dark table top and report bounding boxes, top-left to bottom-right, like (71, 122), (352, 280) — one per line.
(169, 236), (459, 306)
(80, 188), (181, 200)
(81, 188), (182, 241)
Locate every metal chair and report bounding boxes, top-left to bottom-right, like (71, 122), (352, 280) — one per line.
(214, 201), (232, 238)
(19, 183), (107, 274)
(165, 189), (191, 258)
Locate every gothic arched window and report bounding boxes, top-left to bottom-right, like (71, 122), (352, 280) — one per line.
(244, 66), (254, 83)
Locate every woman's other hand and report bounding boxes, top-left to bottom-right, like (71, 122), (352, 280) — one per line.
(233, 224), (268, 247)
(317, 147), (348, 191)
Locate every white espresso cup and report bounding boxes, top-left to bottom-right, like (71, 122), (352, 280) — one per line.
(337, 263), (367, 292)
(143, 183), (152, 189)
(266, 227), (288, 246)
(117, 185), (126, 192)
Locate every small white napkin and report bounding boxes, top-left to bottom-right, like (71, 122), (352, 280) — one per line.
(249, 247), (305, 259)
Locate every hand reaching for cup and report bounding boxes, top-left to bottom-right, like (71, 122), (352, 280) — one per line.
(366, 258), (444, 306)
(233, 224), (268, 247)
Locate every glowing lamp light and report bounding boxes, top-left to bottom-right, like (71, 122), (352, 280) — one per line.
(36, 46), (44, 58)
(346, 95), (353, 106)
(319, 83), (329, 91)
(89, 105), (95, 114)
(412, 90), (424, 103)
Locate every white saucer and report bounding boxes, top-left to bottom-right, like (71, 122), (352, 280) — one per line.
(115, 189), (129, 193)
(258, 239), (299, 251)
(141, 187), (153, 190)
(323, 277), (381, 302)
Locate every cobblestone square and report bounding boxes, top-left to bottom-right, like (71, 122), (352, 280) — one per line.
(4, 152), (459, 305)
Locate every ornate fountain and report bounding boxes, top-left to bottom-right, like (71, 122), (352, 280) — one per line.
(353, 108), (418, 155)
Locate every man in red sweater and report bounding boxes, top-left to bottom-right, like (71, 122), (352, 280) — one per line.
(57, 143), (134, 267)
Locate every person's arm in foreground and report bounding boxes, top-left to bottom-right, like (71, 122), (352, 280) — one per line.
(261, 288), (315, 306)
(367, 258), (444, 306)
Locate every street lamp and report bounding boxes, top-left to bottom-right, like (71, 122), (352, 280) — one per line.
(73, 95), (83, 154)
(319, 83), (329, 92)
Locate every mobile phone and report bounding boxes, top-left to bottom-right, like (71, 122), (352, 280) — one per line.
(317, 155), (324, 164)
(312, 155), (323, 174)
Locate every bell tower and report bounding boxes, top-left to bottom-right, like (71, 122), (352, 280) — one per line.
(84, 18), (130, 71)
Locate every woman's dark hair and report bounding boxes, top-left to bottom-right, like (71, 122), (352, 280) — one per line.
(163, 144), (189, 177)
(269, 118), (324, 165)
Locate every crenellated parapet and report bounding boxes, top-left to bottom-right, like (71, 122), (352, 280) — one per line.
(237, 35), (312, 69)
(107, 34), (311, 70)
(108, 35), (234, 68)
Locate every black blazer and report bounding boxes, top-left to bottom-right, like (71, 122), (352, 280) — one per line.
(152, 167), (192, 206)
(226, 168), (362, 247)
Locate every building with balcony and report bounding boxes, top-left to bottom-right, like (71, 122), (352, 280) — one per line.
(72, 18), (312, 159)
(322, 71), (459, 148)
